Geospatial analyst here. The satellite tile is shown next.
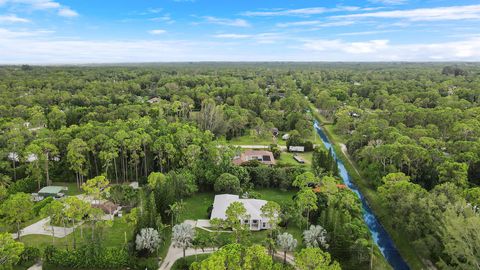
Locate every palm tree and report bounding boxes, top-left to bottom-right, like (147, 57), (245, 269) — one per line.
(303, 225), (329, 249)
(166, 200), (186, 227)
(172, 222), (195, 260)
(277, 232), (297, 265)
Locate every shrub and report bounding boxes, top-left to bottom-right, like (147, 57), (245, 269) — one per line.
(214, 173), (241, 194)
(19, 246), (41, 264)
(135, 228), (161, 254)
(43, 244), (129, 269)
(8, 177), (37, 194)
(33, 197), (54, 215)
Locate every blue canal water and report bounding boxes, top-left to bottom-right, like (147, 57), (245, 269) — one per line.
(314, 121), (410, 270)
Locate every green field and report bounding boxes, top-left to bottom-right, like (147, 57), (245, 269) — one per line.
(276, 151), (312, 168)
(20, 217), (133, 250)
(51, 182), (83, 196)
(224, 128), (318, 147)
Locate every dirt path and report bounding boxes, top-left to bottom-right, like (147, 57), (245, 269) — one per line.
(339, 143), (361, 176)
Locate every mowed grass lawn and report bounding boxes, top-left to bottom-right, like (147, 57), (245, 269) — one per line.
(276, 151), (312, 169)
(20, 217), (133, 250)
(225, 128), (319, 147)
(50, 182), (83, 196)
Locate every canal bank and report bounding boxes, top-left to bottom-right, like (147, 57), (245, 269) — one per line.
(314, 121), (410, 270)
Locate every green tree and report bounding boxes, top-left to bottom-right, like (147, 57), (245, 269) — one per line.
(82, 175), (110, 205)
(64, 196), (91, 246)
(214, 173), (241, 194)
(67, 138), (89, 188)
(47, 106), (66, 130)
(40, 199), (65, 243)
(295, 248), (341, 270)
(260, 201), (281, 234)
(293, 172), (317, 189)
(172, 222), (196, 260)
(277, 232), (297, 265)
(303, 225), (329, 249)
(438, 204), (480, 269)
(0, 193), (34, 239)
(243, 244), (274, 270)
(225, 201), (249, 243)
(437, 161), (468, 188)
(0, 232), (25, 270)
(165, 200), (186, 227)
(295, 189), (318, 228)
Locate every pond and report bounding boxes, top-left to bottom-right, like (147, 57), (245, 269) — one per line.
(314, 121), (410, 270)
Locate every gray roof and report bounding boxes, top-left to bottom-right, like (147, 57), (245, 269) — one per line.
(38, 186), (66, 195)
(210, 194), (268, 220)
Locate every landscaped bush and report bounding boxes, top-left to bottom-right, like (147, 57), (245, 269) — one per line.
(8, 177), (37, 194)
(19, 246), (41, 264)
(214, 173), (241, 194)
(43, 244), (129, 269)
(33, 197), (54, 215)
(108, 184), (137, 207)
(129, 257), (159, 270)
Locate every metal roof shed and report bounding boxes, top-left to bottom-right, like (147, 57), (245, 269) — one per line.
(37, 186), (67, 197)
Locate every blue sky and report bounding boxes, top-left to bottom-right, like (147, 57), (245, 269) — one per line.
(1, 0), (480, 63)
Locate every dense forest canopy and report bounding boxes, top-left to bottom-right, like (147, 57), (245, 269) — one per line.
(0, 63), (479, 270)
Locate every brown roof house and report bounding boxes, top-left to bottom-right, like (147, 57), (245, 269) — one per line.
(233, 150), (276, 166)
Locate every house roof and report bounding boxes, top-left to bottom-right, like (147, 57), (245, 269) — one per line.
(38, 186), (66, 195)
(93, 201), (119, 214)
(210, 194), (268, 220)
(232, 150), (276, 165)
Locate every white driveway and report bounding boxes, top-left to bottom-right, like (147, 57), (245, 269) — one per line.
(12, 217), (75, 240)
(158, 243), (295, 270)
(159, 244), (215, 270)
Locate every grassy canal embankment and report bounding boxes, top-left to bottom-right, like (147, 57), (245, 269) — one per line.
(309, 104), (426, 270)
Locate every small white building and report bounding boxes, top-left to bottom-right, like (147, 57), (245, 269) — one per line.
(210, 194), (272, 231)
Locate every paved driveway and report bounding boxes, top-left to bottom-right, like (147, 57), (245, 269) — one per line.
(12, 217), (75, 240)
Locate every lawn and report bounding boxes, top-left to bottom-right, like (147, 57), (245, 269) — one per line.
(20, 217), (133, 250)
(256, 188), (296, 204)
(51, 182), (83, 196)
(171, 254), (211, 270)
(178, 189), (297, 223)
(224, 128), (319, 147)
(276, 151), (312, 168)
(227, 133), (283, 146)
(178, 192), (215, 222)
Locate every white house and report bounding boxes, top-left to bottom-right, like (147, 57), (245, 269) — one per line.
(210, 194), (272, 231)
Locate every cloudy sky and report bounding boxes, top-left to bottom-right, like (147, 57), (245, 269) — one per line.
(0, 0), (480, 63)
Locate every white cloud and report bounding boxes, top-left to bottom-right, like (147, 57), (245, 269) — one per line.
(0, 14), (30, 23)
(149, 29), (166, 35)
(304, 39), (389, 54)
(276, 20), (354, 28)
(202, 16), (250, 27)
(302, 37), (480, 60)
(0, 28), (53, 38)
(150, 15), (174, 24)
(213, 33), (252, 39)
(369, 0), (407, 5)
(334, 4), (480, 21)
(0, 0), (79, 17)
(242, 6), (374, 17)
(213, 32), (285, 44)
(2, 29), (480, 63)
(58, 7), (78, 17)
(337, 30), (395, 36)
